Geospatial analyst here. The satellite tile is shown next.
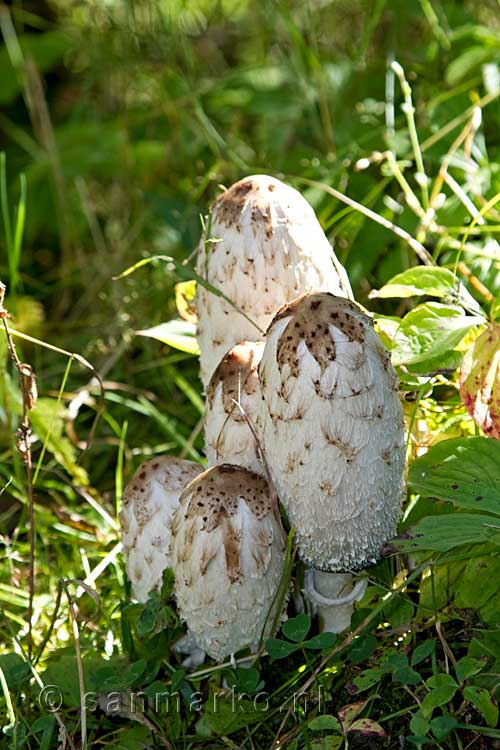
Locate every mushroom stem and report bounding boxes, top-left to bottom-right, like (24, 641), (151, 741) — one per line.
(304, 570), (367, 633)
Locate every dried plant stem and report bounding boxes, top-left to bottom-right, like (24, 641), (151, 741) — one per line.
(62, 580), (87, 750)
(0, 283), (36, 659)
(297, 176), (434, 266)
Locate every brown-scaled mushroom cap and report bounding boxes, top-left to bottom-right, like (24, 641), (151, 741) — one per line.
(119, 456), (201, 602)
(204, 341), (264, 473)
(259, 292), (405, 571)
(195, 175), (350, 386)
(170, 464), (286, 661)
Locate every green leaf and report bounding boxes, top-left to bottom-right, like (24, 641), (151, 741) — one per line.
(446, 46), (494, 85)
(309, 715), (342, 732)
(411, 640), (436, 667)
(463, 686), (499, 727)
(383, 597), (414, 628)
(232, 667), (263, 695)
(265, 638), (300, 659)
(352, 668), (383, 692)
(304, 632), (337, 650)
(371, 267), (481, 313)
(455, 656), (487, 684)
(0, 654), (30, 690)
(430, 713), (458, 740)
(422, 685), (458, 719)
(137, 319), (200, 355)
(394, 665), (421, 685)
(408, 437), (500, 516)
(399, 514), (500, 552)
(410, 711), (430, 736)
(0, 32), (70, 104)
(282, 614), (311, 642)
(347, 635), (377, 663)
(390, 303), (483, 366)
(198, 687), (265, 735)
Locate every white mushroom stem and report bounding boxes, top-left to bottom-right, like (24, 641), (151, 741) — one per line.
(304, 570), (367, 633)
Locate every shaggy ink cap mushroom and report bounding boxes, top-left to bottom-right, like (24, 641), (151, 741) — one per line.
(119, 455), (201, 603)
(196, 174), (351, 386)
(170, 463), (287, 662)
(204, 341), (264, 473)
(258, 292), (405, 631)
(259, 292), (406, 573)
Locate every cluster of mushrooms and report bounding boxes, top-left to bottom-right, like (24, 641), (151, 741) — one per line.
(120, 175), (406, 665)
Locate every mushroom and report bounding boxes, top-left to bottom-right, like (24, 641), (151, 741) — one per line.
(258, 292), (405, 632)
(119, 455), (202, 603)
(196, 174), (351, 386)
(170, 464), (286, 661)
(204, 341), (264, 473)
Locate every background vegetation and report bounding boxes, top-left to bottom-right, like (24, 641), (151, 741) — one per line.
(1, 0), (500, 748)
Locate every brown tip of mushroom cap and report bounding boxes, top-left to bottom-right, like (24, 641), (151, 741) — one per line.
(180, 463), (273, 531)
(121, 455), (201, 507)
(206, 341), (264, 414)
(212, 175), (288, 231)
(268, 292), (372, 376)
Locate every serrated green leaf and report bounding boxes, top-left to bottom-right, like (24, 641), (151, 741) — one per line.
(372, 267), (481, 313)
(464, 686), (499, 727)
(390, 303), (483, 366)
(399, 514), (500, 552)
(408, 437), (500, 516)
(282, 613), (311, 642)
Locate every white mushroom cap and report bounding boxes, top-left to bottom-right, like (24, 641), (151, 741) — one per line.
(196, 174), (350, 386)
(170, 464), (286, 661)
(204, 341), (264, 474)
(259, 292), (405, 571)
(119, 456), (202, 602)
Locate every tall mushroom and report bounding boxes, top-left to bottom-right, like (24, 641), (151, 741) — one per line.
(120, 455), (201, 603)
(170, 464), (286, 661)
(196, 174), (351, 386)
(204, 341), (264, 474)
(259, 292), (405, 632)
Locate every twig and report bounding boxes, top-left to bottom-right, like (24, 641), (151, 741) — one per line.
(295, 177), (434, 266)
(0, 281), (36, 658)
(61, 580), (87, 750)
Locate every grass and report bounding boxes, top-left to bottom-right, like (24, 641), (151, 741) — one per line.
(1, 0), (500, 748)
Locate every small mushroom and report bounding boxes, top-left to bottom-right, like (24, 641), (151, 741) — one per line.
(259, 292), (405, 631)
(205, 341), (264, 473)
(196, 174), (351, 386)
(120, 455), (202, 602)
(170, 464), (286, 661)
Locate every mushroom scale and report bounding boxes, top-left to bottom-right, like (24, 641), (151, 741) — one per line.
(259, 292), (405, 572)
(196, 174), (351, 386)
(170, 464), (286, 661)
(120, 456), (202, 603)
(204, 341), (264, 474)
